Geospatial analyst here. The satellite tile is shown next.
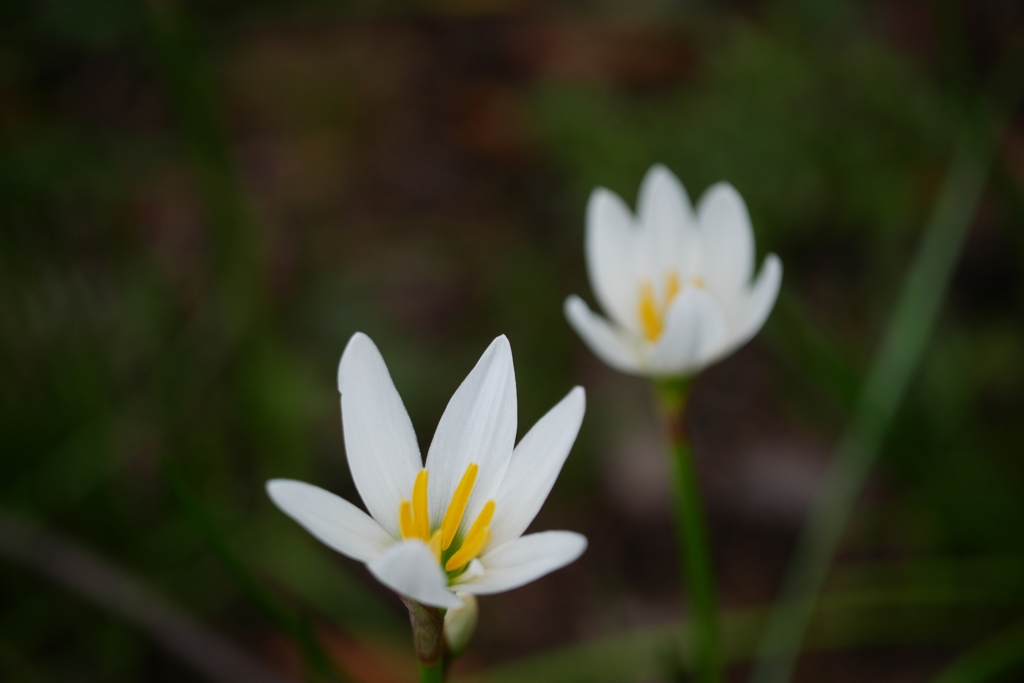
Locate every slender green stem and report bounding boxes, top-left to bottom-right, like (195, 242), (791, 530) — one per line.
(419, 660), (445, 683)
(671, 438), (721, 683)
(403, 598), (446, 682)
(657, 379), (721, 683)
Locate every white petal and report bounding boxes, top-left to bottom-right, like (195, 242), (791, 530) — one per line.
(734, 253), (782, 347)
(489, 387), (586, 547)
(425, 336), (517, 528)
(698, 183), (754, 294)
(586, 187), (640, 332)
(455, 531), (587, 595)
(266, 480), (392, 563)
(367, 541), (462, 609)
(638, 164), (700, 279)
(461, 559), (485, 582)
(564, 295), (644, 375)
(337, 333), (422, 537)
(650, 288), (728, 374)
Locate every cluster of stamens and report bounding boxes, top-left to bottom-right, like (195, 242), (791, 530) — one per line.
(398, 463), (495, 576)
(638, 271), (704, 341)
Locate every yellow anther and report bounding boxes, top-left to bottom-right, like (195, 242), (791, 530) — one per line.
(445, 500), (495, 572)
(412, 468), (430, 541)
(690, 275), (705, 289)
(399, 500), (416, 540)
(441, 463), (478, 550)
(638, 281), (662, 342)
(639, 272), (689, 342)
(446, 530), (490, 573)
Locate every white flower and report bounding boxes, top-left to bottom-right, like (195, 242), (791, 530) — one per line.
(267, 333), (587, 609)
(565, 164), (782, 377)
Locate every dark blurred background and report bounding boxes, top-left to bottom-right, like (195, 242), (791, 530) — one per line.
(2, 1), (1024, 682)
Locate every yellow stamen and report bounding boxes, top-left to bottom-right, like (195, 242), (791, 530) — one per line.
(412, 468), (430, 541)
(690, 275), (705, 289)
(440, 463), (479, 550)
(399, 500), (416, 540)
(638, 271), (689, 342)
(428, 530), (443, 561)
(638, 281), (662, 342)
(398, 464), (495, 572)
(445, 500), (495, 572)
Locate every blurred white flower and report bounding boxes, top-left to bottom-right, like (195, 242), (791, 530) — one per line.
(565, 164), (782, 377)
(268, 333), (587, 609)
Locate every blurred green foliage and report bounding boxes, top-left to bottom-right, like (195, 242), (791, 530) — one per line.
(1, 0), (1022, 682)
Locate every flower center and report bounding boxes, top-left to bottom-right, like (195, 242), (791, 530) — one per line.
(398, 464), (495, 575)
(637, 272), (704, 342)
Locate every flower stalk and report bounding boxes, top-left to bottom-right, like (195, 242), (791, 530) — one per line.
(656, 378), (721, 683)
(401, 597), (446, 682)
(418, 661), (444, 683)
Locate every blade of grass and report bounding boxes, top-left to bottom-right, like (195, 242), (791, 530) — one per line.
(161, 458), (351, 683)
(455, 556), (1024, 683)
(931, 620), (1024, 683)
(142, 5), (355, 680)
(750, 52), (1024, 683)
(143, 0), (262, 328)
(0, 510), (293, 683)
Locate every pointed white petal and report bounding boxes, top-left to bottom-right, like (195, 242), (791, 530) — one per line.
(564, 295), (644, 375)
(675, 219), (705, 285)
(650, 288), (728, 374)
(638, 164), (699, 278)
(490, 387), (586, 547)
(266, 480), (392, 563)
(734, 253), (782, 347)
(698, 183), (755, 294)
(425, 336), (517, 528)
(337, 333), (422, 537)
(586, 187), (640, 332)
(454, 531), (587, 595)
(367, 541), (462, 609)
(460, 559), (485, 582)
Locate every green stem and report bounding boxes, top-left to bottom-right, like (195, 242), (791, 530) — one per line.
(419, 660), (445, 683)
(657, 379), (722, 683)
(402, 598), (446, 682)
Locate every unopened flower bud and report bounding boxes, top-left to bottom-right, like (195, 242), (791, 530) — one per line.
(444, 593), (478, 656)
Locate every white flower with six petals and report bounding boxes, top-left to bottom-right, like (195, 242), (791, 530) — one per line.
(268, 333), (587, 609)
(565, 164), (782, 377)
